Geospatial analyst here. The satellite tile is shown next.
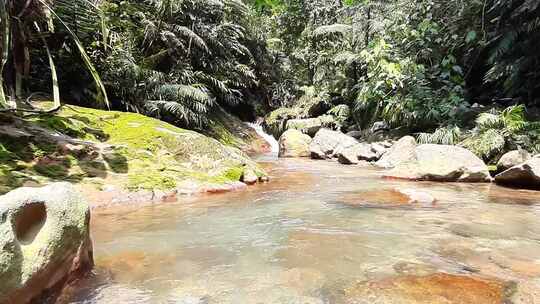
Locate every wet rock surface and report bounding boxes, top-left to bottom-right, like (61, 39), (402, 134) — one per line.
(338, 188), (436, 208)
(339, 273), (510, 304)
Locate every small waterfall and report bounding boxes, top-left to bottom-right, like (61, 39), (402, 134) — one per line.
(246, 122), (279, 154)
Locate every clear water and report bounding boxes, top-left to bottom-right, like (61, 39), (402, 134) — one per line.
(65, 156), (540, 303)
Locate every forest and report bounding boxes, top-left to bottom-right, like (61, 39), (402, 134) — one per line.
(3, 1), (540, 303)
(0, 0), (539, 163)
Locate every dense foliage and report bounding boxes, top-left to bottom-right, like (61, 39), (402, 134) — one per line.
(0, 0), (539, 158)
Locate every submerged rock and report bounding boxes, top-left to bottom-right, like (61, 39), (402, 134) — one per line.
(375, 136), (417, 169)
(341, 273), (509, 304)
(495, 158), (540, 189)
(385, 144), (492, 182)
(0, 183), (93, 304)
(338, 188), (435, 208)
(497, 150), (530, 172)
(309, 129), (358, 159)
(278, 129), (312, 158)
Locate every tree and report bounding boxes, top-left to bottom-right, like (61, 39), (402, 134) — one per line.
(0, 0), (108, 111)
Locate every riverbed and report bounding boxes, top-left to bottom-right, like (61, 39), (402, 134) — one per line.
(64, 154), (540, 303)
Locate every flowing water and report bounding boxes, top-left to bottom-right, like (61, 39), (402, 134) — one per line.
(65, 155), (540, 303)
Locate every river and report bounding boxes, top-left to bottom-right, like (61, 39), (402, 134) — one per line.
(64, 154), (540, 303)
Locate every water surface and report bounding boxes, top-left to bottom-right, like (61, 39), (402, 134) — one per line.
(66, 155), (540, 303)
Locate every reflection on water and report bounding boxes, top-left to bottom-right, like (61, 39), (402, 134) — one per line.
(66, 157), (540, 303)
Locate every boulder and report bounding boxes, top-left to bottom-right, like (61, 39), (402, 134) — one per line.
(338, 146), (360, 165)
(370, 143), (387, 158)
(278, 129), (312, 158)
(495, 158), (540, 189)
(497, 150), (530, 171)
(346, 130), (363, 139)
(385, 144), (492, 182)
(357, 144), (379, 161)
(370, 121), (390, 133)
(0, 183), (93, 304)
(375, 136), (417, 169)
(309, 129), (358, 159)
(338, 143), (379, 165)
(286, 118), (323, 137)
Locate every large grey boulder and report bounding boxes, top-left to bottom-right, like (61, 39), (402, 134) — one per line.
(337, 143), (384, 165)
(385, 144), (492, 182)
(370, 143), (388, 158)
(497, 150), (530, 172)
(495, 158), (540, 188)
(375, 136), (417, 169)
(0, 183), (93, 304)
(278, 129), (312, 158)
(309, 129), (358, 159)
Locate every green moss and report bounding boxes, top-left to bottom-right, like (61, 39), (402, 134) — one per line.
(33, 163), (69, 179)
(0, 165), (24, 194)
(222, 166), (244, 182)
(127, 173), (177, 191)
(0, 143), (15, 162)
(0, 104), (267, 193)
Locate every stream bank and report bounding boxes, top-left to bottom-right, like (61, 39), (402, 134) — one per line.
(0, 105), (270, 207)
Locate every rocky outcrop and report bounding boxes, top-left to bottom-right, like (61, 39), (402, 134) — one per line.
(309, 129), (358, 159)
(278, 129), (312, 158)
(385, 144), (492, 182)
(337, 143), (378, 165)
(0, 183), (93, 304)
(495, 158), (540, 189)
(0, 105), (268, 196)
(375, 136), (417, 169)
(497, 150), (530, 172)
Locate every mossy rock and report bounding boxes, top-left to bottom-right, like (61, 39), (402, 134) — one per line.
(0, 105), (267, 193)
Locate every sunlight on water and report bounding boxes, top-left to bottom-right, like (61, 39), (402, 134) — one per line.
(65, 158), (540, 304)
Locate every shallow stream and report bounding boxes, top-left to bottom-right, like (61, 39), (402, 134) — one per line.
(66, 154), (540, 303)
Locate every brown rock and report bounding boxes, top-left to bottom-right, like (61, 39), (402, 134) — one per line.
(339, 188), (435, 208)
(342, 273), (509, 304)
(495, 158), (540, 189)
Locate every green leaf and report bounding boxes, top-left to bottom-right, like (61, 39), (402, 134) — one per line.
(465, 31), (477, 43)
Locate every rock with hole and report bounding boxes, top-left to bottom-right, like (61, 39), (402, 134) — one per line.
(0, 183), (93, 304)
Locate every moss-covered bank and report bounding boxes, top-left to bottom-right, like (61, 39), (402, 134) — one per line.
(0, 105), (267, 196)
